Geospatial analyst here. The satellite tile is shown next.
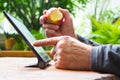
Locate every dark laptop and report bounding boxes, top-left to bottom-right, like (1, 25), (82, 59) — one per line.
(3, 11), (51, 69)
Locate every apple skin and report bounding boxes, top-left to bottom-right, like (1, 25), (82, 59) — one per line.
(45, 8), (63, 25)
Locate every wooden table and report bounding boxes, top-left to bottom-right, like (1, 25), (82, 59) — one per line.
(0, 57), (120, 80)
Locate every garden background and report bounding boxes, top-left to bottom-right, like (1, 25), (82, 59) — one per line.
(0, 0), (120, 50)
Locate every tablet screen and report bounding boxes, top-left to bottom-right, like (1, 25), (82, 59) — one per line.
(3, 11), (51, 63)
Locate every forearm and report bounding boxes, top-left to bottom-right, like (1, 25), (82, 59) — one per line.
(91, 44), (120, 76)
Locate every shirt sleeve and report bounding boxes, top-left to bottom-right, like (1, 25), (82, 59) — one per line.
(77, 35), (100, 46)
(77, 35), (120, 76)
(91, 44), (120, 76)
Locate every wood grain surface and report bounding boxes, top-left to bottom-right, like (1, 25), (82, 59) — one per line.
(0, 57), (119, 80)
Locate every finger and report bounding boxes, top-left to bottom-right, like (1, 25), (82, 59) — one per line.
(40, 15), (47, 24)
(43, 10), (47, 15)
(33, 36), (63, 46)
(54, 57), (65, 69)
(50, 47), (56, 56)
(53, 53), (61, 62)
(43, 24), (59, 30)
(53, 53), (57, 61)
(45, 28), (58, 37)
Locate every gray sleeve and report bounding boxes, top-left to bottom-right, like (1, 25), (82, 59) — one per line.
(77, 35), (100, 46)
(77, 35), (120, 76)
(91, 44), (120, 76)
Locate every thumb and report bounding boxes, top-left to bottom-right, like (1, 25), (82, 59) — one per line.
(58, 8), (71, 21)
(33, 36), (63, 47)
(43, 10), (47, 15)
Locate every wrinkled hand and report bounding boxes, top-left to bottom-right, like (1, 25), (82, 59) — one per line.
(33, 36), (92, 70)
(40, 8), (77, 39)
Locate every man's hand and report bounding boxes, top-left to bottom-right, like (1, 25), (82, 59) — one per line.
(33, 36), (92, 70)
(40, 8), (77, 39)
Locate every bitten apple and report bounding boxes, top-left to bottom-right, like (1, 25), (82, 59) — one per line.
(45, 8), (63, 25)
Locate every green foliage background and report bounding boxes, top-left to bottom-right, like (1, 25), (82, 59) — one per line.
(0, 0), (89, 31)
(0, 0), (90, 50)
(88, 16), (120, 44)
(88, 0), (120, 44)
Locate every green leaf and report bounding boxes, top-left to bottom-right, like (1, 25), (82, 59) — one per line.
(88, 17), (120, 44)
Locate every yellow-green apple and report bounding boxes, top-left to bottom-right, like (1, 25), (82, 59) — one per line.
(45, 8), (63, 25)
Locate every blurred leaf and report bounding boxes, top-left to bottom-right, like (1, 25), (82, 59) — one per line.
(88, 17), (120, 44)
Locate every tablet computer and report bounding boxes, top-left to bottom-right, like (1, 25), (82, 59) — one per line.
(3, 11), (51, 69)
